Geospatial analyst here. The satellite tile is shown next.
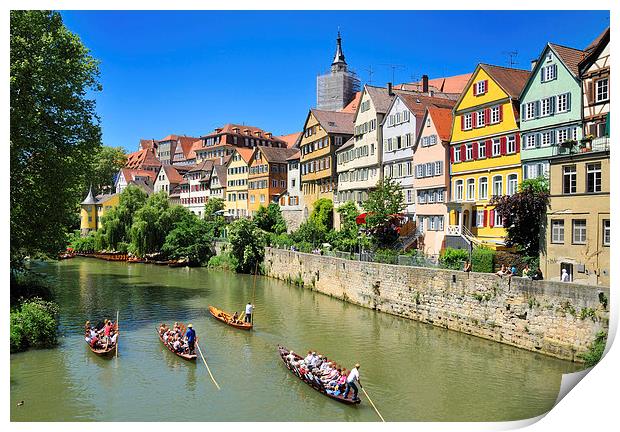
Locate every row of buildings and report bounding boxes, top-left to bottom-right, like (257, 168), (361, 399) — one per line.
(80, 28), (610, 286)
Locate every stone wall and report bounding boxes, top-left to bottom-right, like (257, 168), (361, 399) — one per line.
(264, 248), (610, 362)
(281, 209), (305, 233)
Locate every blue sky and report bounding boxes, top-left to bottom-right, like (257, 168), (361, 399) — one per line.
(60, 10), (609, 153)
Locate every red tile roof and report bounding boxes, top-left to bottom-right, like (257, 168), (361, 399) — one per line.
(202, 124), (286, 146)
(427, 106), (454, 142)
(480, 64), (531, 99)
(235, 147), (256, 164)
(125, 148), (161, 170)
(395, 93), (456, 119)
(276, 132), (302, 148)
(549, 43), (585, 77)
(139, 139), (157, 150)
(340, 91), (362, 113)
(311, 109), (355, 135)
(584, 27), (609, 54)
(121, 168), (156, 183)
(161, 165), (187, 184)
(401, 73), (473, 94)
(287, 150), (301, 161)
(254, 146), (299, 163)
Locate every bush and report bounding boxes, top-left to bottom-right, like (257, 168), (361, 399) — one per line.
(10, 271), (54, 306)
(374, 248), (399, 264)
(579, 331), (607, 367)
(10, 297), (59, 353)
(439, 248), (469, 270)
(472, 248), (495, 273)
(207, 252), (237, 272)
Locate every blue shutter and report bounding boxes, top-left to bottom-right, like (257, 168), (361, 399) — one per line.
(566, 93), (571, 111)
(535, 133), (541, 148)
(535, 101), (541, 118)
(521, 104), (526, 120)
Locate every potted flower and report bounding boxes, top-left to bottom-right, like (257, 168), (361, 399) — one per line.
(560, 139), (577, 148)
(579, 134), (594, 151)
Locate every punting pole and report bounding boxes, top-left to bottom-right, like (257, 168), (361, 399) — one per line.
(251, 262), (258, 326)
(361, 387), (386, 422)
(115, 310), (119, 357)
(196, 343), (221, 390)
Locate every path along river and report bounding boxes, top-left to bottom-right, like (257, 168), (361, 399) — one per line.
(10, 258), (581, 421)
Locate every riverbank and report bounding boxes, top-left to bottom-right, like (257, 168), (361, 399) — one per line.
(263, 248), (609, 362)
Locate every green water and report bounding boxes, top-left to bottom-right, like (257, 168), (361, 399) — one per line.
(10, 258), (581, 421)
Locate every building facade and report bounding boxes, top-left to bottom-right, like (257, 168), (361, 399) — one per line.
(225, 148), (254, 218)
(580, 27), (610, 142)
(279, 151), (305, 231)
(447, 64), (530, 249)
(248, 147), (297, 216)
(179, 160), (214, 217)
(154, 165), (191, 195)
(207, 163), (227, 203)
(80, 188), (120, 235)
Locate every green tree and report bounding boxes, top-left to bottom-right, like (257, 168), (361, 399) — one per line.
(363, 178), (405, 247)
(330, 201), (362, 252)
(254, 203), (287, 234)
(228, 218), (265, 274)
(99, 185), (148, 250)
(490, 177), (550, 256)
(11, 11), (102, 265)
(203, 198), (226, 238)
(162, 219), (214, 265)
(309, 198), (334, 232)
(88, 146), (127, 194)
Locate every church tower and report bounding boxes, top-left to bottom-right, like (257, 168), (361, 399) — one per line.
(316, 32), (360, 111)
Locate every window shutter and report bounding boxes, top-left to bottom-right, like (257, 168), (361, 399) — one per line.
(540, 68), (545, 82)
(473, 85), (477, 96)
(516, 133), (521, 151)
(489, 210), (495, 227)
(472, 210), (477, 227)
(486, 139), (492, 155)
(566, 92), (571, 110)
(460, 145), (466, 161)
(461, 115), (465, 130)
(521, 103), (526, 120)
(483, 80), (488, 93)
(472, 142), (478, 159)
(550, 96), (556, 114)
(484, 108), (490, 125)
(535, 100), (541, 118)
(587, 82), (594, 103)
(500, 137), (507, 155)
(483, 209), (488, 227)
(472, 113), (477, 128)
(499, 104), (504, 122)
(535, 134), (541, 148)
(450, 147), (455, 163)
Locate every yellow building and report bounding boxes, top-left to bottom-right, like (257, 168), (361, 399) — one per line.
(80, 187), (120, 235)
(225, 147), (255, 218)
(446, 64), (530, 249)
(299, 109), (354, 213)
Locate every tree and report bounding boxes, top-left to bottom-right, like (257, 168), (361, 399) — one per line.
(203, 198), (226, 238)
(490, 177), (550, 256)
(99, 185), (148, 250)
(162, 219), (214, 265)
(309, 198), (334, 232)
(11, 11), (102, 265)
(254, 203), (287, 234)
(227, 218), (265, 274)
(88, 146), (127, 194)
(363, 178), (405, 247)
(330, 201), (362, 252)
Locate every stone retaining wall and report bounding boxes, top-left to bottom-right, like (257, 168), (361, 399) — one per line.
(263, 248), (610, 362)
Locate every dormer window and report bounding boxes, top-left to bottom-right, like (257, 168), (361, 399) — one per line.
(473, 80), (487, 96)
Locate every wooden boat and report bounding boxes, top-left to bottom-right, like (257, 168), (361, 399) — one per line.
(157, 324), (197, 361)
(58, 252), (76, 260)
(127, 257), (146, 263)
(168, 259), (190, 268)
(208, 306), (252, 330)
(86, 322), (118, 357)
(277, 346), (361, 405)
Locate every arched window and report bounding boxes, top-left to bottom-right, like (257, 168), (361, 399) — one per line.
(454, 180), (464, 201)
(507, 174), (518, 196)
(492, 175), (503, 197)
(466, 179), (475, 201)
(479, 177), (488, 200)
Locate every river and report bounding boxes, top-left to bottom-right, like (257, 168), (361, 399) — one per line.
(10, 258), (581, 421)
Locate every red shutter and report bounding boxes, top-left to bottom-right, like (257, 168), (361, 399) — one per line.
(460, 145), (466, 161)
(473, 85), (477, 96)
(450, 146), (455, 163)
(483, 80), (488, 94)
(500, 137), (507, 155)
(483, 209), (488, 227)
(515, 134), (521, 153)
(489, 210), (495, 227)
(461, 115), (465, 131)
(472, 141), (478, 159)
(499, 104), (504, 122)
(484, 108), (491, 125)
(472, 112), (477, 128)
(486, 139), (492, 156)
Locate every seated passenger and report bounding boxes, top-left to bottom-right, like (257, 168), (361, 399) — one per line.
(285, 351), (296, 364)
(173, 337), (182, 353)
(304, 351), (313, 364)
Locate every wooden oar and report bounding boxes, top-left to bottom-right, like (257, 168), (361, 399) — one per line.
(196, 342), (221, 390)
(115, 310), (119, 357)
(361, 386), (385, 422)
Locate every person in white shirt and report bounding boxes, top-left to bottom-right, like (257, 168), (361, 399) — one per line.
(304, 351), (313, 364)
(286, 351), (296, 364)
(343, 363), (362, 401)
(561, 269), (570, 282)
(244, 302), (254, 323)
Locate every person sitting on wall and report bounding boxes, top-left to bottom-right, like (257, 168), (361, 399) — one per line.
(522, 264), (532, 279)
(496, 264), (508, 277)
(463, 261), (472, 272)
(532, 268), (544, 281)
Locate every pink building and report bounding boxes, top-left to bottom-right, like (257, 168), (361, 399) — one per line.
(413, 106), (453, 258)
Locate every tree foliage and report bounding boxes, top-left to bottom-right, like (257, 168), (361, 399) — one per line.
(162, 219), (214, 264)
(254, 203), (287, 234)
(99, 185), (148, 250)
(227, 218), (265, 274)
(330, 201), (363, 252)
(490, 177), (550, 256)
(363, 178), (405, 247)
(88, 146), (127, 194)
(203, 198), (227, 238)
(10, 298), (59, 352)
(10, 10), (102, 265)
(309, 198), (334, 232)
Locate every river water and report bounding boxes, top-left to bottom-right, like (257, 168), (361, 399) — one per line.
(10, 258), (581, 422)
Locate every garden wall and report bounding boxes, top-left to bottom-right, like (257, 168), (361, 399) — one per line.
(263, 248), (610, 362)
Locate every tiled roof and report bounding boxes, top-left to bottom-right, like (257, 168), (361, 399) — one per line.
(311, 109), (355, 135)
(276, 132), (302, 148)
(139, 139), (157, 150)
(212, 164), (227, 185)
(255, 146), (299, 163)
(190, 159), (214, 173)
(549, 43), (585, 77)
(129, 178), (154, 195)
(400, 73), (473, 94)
(584, 27), (609, 54)
(395, 93), (456, 118)
(162, 165), (186, 184)
(340, 91), (362, 113)
(337, 136), (355, 152)
(287, 150), (301, 161)
(159, 134), (180, 142)
(480, 64), (531, 99)
(580, 27), (610, 69)
(427, 106), (454, 142)
(202, 124), (286, 145)
(95, 193), (117, 204)
(125, 147), (161, 170)
(121, 168), (156, 183)
(235, 147), (256, 164)
(365, 85), (395, 114)
(186, 139), (203, 160)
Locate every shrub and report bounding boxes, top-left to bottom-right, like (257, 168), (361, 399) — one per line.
(10, 271), (54, 306)
(374, 248), (399, 264)
(207, 252), (237, 272)
(439, 248), (469, 270)
(472, 248), (495, 273)
(10, 297), (59, 352)
(579, 331), (607, 367)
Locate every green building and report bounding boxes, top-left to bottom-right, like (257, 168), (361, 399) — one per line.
(519, 43), (585, 180)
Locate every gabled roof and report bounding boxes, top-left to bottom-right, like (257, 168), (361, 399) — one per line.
(364, 85), (395, 114)
(340, 91), (362, 113)
(337, 136), (355, 152)
(139, 139), (157, 150)
(287, 150), (301, 161)
(159, 134), (180, 142)
(255, 146), (299, 163)
(121, 168), (156, 183)
(125, 147), (161, 170)
(310, 109), (355, 135)
(400, 73), (473, 94)
(393, 93), (456, 119)
(230, 147), (255, 164)
(584, 27), (609, 55)
(161, 165), (186, 184)
(128, 178), (153, 195)
(579, 27), (610, 71)
(176, 136), (199, 158)
(201, 124), (286, 146)
(211, 164), (227, 186)
(276, 132), (302, 148)
(548, 43), (585, 77)
(190, 159), (214, 174)
(95, 193), (117, 204)
(479, 64), (530, 99)
(427, 106), (454, 142)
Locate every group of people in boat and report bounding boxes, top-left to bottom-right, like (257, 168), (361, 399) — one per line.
(285, 350), (362, 401)
(219, 302), (254, 325)
(84, 319), (118, 350)
(159, 322), (196, 355)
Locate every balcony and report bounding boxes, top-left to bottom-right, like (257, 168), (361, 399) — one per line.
(446, 225), (461, 236)
(591, 137), (610, 152)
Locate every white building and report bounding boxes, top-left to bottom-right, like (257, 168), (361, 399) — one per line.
(154, 165), (191, 195)
(179, 160), (214, 217)
(278, 150), (305, 231)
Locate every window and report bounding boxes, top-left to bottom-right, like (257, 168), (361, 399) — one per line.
(572, 220), (587, 244)
(434, 161), (442, 175)
(466, 143), (473, 160)
(541, 64), (557, 82)
(525, 134), (537, 149)
(476, 211), (484, 227)
(429, 217), (436, 231)
(478, 142), (486, 159)
(507, 136), (516, 154)
(479, 177), (488, 200)
(586, 162), (602, 193)
(490, 106), (500, 124)
(476, 110), (485, 128)
(556, 93), (569, 113)
(541, 131), (553, 147)
(466, 179), (475, 201)
(525, 102), (537, 120)
(563, 165), (576, 194)
(507, 174), (518, 196)
(492, 139), (501, 156)
(557, 128), (569, 144)
(595, 78), (609, 102)
(551, 220), (564, 243)
(463, 114), (472, 130)
(455, 180), (464, 201)
(540, 97), (553, 116)
(603, 220), (610, 246)
(494, 211), (503, 227)
(492, 175), (503, 197)
(454, 145), (461, 162)
(475, 80), (486, 95)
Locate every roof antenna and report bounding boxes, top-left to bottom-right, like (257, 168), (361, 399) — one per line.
(364, 65), (375, 85)
(503, 50), (519, 68)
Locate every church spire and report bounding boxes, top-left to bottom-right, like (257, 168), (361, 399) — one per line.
(331, 30), (347, 70)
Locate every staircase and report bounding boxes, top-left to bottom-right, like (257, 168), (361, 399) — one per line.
(391, 221), (421, 252)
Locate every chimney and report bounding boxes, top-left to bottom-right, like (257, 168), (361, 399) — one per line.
(422, 74), (429, 94)
(531, 59), (537, 71)
(387, 82), (393, 96)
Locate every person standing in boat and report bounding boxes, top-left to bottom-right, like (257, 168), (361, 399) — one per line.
(244, 302), (254, 323)
(186, 323), (196, 354)
(343, 363), (362, 402)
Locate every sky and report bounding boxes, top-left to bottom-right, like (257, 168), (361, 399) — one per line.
(60, 10), (610, 153)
